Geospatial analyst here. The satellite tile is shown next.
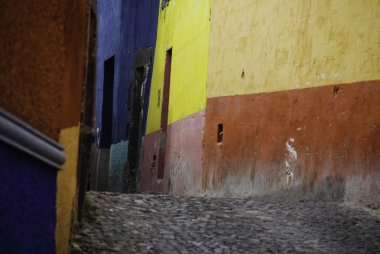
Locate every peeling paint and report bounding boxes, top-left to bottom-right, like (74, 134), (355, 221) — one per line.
(285, 138), (297, 160)
(284, 138), (297, 186)
(203, 80), (380, 205)
(285, 160), (294, 186)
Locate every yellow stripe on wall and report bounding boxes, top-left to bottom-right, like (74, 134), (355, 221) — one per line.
(146, 0), (211, 135)
(55, 125), (80, 254)
(208, 0), (380, 97)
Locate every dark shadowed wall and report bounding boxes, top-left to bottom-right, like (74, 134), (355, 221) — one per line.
(94, 0), (159, 192)
(0, 142), (57, 253)
(0, 0), (89, 253)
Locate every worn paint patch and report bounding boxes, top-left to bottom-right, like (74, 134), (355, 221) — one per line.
(140, 130), (165, 193)
(56, 125), (80, 254)
(109, 140), (128, 192)
(285, 138), (297, 186)
(203, 80), (380, 206)
(166, 111), (205, 196)
(141, 111), (205, 195)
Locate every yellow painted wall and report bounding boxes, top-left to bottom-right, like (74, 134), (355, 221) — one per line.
(146, 0), (211, 134)
(55, 125), (80, 254)
(208, 0), (380, 97)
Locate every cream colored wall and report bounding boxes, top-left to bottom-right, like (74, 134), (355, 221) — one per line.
(208, 0), (380, 97)
(146, 0), (211, 134)
(55, 125), (80, 254)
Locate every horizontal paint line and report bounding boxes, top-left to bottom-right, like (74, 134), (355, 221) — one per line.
(206, 79), (380, 99)
(145, 110), (205, 136)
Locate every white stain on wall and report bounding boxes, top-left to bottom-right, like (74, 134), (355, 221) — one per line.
(285, 138), (297, 160)
(284, 138), (297, 186)
(285, 160), (294, 186)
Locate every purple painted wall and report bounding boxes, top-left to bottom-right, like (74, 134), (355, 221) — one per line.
(96, 0), (159, 146)
(0, 142), (57, 253)
(94, 0), (159, 192)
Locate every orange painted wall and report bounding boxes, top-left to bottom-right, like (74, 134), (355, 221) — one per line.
(0, 1), (89, 253)
(203, 0), (380, 206)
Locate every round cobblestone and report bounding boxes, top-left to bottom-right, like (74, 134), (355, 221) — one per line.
(72, 192), (380, 253)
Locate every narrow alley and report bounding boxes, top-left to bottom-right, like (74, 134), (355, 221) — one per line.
(1, 0), (380, 253)
(72, 192), (380, 253)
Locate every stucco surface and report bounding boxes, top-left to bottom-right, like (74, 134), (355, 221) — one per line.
(141, 111), (205, 195)
(96, 0), (122, 145)
(203, 80), (380, 207)
(56, 125), (80, 254)
(208, 0), (380, 97)
(109, 140), (129, 192)
(166, 111), (205, 196)
(96, 0), (159, 143)
(140, 130), (166, 193)
(0, 0), (65, 139)
(146, 0), (211, 134)
(62, 0), (89, 128)
(0, 142), (57, 253)
(0, 1), (88, 253)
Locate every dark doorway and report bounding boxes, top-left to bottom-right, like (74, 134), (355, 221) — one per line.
(94, 55), (115, 192)
(100, 56), (115, 148)
(125, 48), (152, 193)
(157, 48), (172, 179)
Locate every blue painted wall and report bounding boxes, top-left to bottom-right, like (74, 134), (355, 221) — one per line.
(95, 0), (159, 191)
(0, 142), (57, 253)
(96, 0), (159, 146)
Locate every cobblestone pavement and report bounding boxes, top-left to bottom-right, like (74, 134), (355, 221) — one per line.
(72, 192), (380, 254)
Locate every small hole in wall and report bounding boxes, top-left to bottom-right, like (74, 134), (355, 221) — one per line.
(241, 69), (245, 78)
(217, 124), (223, 143)
(333, 86), (340, 97)
(151, 155), (157, 168)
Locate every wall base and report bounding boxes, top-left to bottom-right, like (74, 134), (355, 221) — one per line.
(203, 80), (380, 207)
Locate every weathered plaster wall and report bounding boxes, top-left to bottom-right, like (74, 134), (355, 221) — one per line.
(141, 111), (205, 195)
(0, 142), (57, 253)
(109, 140), (128, 192)
(0, 0), (88, 253)
(56, 1), (88, 253)
(166, 111), (205, 195)
(56, 125), (80, 254)
(96, 0), (122, 145)
(140, 131), (164, 193)
(95, 1), (159, 192)
(96, 0), (159, 143)
(204, 0), (380, 206)
(203, 81), (380, 206)
(127, 1), (160, 136)
(208, 0), (380, 97)
(62, 0), (89, 129)
(142, 0), (211, 194)
(0, 0), (65, 139)
(145, 0), (211, 134)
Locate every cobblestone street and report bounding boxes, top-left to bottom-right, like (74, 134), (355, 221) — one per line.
(72, 192), (380, 253)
